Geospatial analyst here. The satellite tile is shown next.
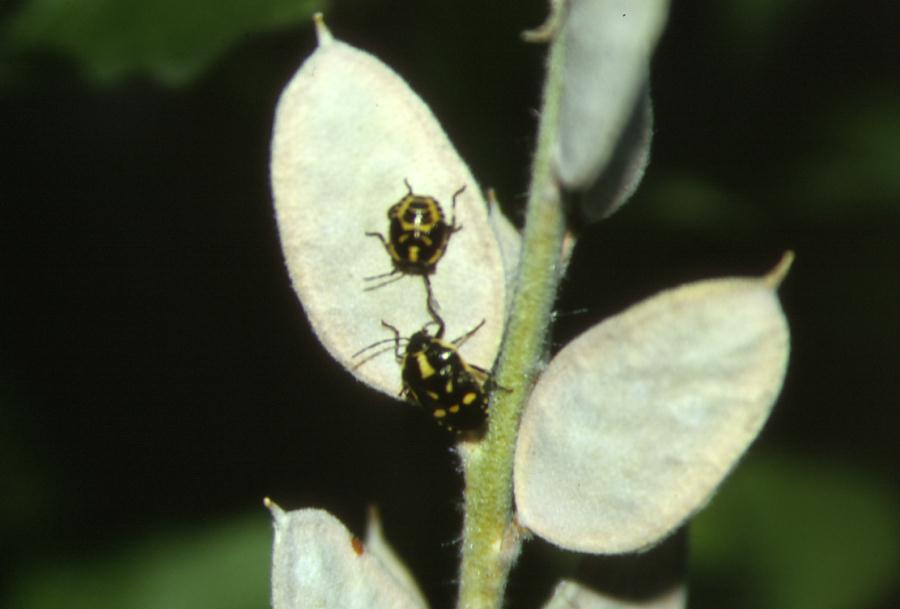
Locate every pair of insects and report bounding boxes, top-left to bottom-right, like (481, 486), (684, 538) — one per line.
(357, 179), (495, 435)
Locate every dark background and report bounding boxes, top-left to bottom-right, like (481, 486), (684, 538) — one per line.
(2, 1), (898, 608)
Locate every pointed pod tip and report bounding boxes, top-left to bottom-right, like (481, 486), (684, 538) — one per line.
(264, 497), (287, 523)
(313, 13), (334, 47)
(366, 504), (382, 526)
(364, 504), (384, 542)
(485, 186), (505, 217)
(764, 250), (795, 289)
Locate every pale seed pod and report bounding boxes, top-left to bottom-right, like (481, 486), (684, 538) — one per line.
(266, 499), (426, 609)
(574, 88), (654, 222)
(543, 579), (686, 609)
(270, 16), (508, 398)
(514, 254), (793, 553)
(554, 0), (669, 219)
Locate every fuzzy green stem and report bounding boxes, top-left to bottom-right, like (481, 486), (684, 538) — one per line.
(456, 17), (568, 609)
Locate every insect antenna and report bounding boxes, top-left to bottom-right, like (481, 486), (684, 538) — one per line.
(452, 318), (486, 347)
(363, 271), (403, 290)
(352, 337), (400, 358)
(351, 320), (408, 368)
(351, 343), (398, 369)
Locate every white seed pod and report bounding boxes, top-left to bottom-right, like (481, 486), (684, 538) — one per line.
(543, 579), (686, 609)
(514, 254), (793, 554)
(555, 0), (669, 205)
(267, 500), (427, 609)
(271, 16), (506, 398)
(576, 88), (654, 222)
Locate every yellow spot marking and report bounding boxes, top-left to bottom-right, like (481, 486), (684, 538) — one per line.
(449, 405), (460, 413)
(445, 379), (454, 393)
(408, 246), (420, 262)
(433, 408), (447, 418)
(416, 353), (435, 379)
(462, 392), (478, 405)
(427, 391), (440, 400)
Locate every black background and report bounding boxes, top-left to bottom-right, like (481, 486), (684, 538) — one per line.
(2, 1), (898, 608)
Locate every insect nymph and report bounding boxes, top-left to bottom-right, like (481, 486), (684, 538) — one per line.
(365, 179), (465, 307)
(355, 313), (490, 435)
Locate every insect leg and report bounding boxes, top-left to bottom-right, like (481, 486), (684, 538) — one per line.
(449, 184), (466, 232)
(424, 276), (446, 340)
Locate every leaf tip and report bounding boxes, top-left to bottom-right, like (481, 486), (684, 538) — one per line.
(764, 250), (795, 289)
(313, 13), (334, 47)
(264, 497), (286, 523)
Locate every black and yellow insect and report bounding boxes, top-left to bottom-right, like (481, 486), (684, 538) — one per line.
(355, 314), (491, 434)
(365, 179), (466, 305)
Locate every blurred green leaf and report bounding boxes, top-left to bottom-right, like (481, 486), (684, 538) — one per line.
(2, 0), (324, 85)
(6, 512), (270, 609)
(692, 452), (900, 609)
(639, 171), (762, 229)
(789, 93), (900, 215)
(715, 0), (814, 51)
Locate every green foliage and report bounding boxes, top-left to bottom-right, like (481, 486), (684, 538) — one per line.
(640, 90), (900, 229)
(790, 93), (900, 214)
(716, 0), (815, 45)
(2, 0), (323, 85)
(692, 452), (900, 609)
(641, 172), (762, 230)
(6, 514), (270, 609)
